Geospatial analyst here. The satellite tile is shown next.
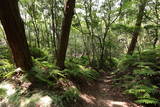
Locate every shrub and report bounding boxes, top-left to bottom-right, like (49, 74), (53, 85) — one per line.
(0, 59), (14, 79)
(67, 56), (89, 66)
(0, 46), (12, 60)
(61, 87), (80, 105)
(29, 47), (47, 59)
(65, 62), (99, 82)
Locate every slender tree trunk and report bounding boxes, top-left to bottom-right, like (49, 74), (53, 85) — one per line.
(51, 0), (58, 58)
(56, 0), (76, 69)
(127, 0), (147, 55)
(75, 13), (91, 63)
(153, 28), (158, 48)
(153, 0), (159, 48)
(0, 0), (33, 71)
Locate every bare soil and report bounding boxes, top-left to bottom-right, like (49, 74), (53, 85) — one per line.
(74, 72), (143, 107)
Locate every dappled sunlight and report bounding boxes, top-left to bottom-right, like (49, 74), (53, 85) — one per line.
(0, 81), (54, 106)
(78, 72), (143, 107)
(21, 94), (53, 107)
(80, 91), (142, 107)
(99, 99), (140, 107)
(37, 96), (53, 106)
(80, 93), (96, 104)
(0, 81), (16, 96)
(79, 65), (86, 71)
(0, 0), (159, 106)
(102, 79), (112, 83)
(80, 93), (142, 107)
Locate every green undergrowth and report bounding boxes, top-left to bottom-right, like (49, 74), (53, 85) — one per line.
(31, 57), (99, 86)
(0, 47), (99, 107)
(114, 47), (160, 105)
(0, 46), (15, 80)
(65, 60), (99, 81)
(0, 88), (6, 98)
(0, 59), (14, 79)
(31, 58), (99, 106)
(0, 46), (12, 60)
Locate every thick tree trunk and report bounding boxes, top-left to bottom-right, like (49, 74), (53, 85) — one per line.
(0, 0), (33, 71)
(56, 0), (76, 70)
(127, 0), (147, 55)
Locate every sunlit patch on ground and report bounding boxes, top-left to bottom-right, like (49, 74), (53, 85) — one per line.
(37, 95), (53, 107)
(0, 81), (16, 96)
(77, 73), (143, 107)
(20, 93), (53, 107)
(80, 93), (96, 104)
(0, 81), (16, 106)
(99, 99), (141, 107)
(0, 81), (54, 107)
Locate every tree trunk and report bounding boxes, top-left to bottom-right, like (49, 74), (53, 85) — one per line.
(0, 0), (33, 71)
(51, 0), (58, 59)
(153, 28), (158, 48)
(56, 0), (76, 69)
(127, 0), (147, 55)
(153, 0), (159, 48)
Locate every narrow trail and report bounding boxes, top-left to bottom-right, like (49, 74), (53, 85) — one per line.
(76, 72), (142, 107)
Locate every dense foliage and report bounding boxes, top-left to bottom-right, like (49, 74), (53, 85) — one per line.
(0, 0), (160, 106)
(116, 48), (160, 105)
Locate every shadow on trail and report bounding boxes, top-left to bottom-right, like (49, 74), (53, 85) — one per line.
(75, 72), (142, 107)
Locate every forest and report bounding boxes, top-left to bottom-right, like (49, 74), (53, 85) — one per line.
(0, 0), (160, 107)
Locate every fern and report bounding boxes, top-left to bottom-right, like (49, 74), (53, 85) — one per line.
(116, 48), (160, 105)
(0, 59), (14, 79)
(64, 64), (99, 81)
(135, 98), (159, 104)
(61, 87), (80, 104)
(50, 69), (66, 80)
(133, 69), (157, 76)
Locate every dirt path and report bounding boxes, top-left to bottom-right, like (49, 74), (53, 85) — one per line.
(77, 72), (142, 107)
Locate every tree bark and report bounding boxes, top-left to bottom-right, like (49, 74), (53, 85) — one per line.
(153, 0), (159, 48)
(127, 0), (147, 55)
(0, 0), (33, 71)
(56, 0), (76, 69)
